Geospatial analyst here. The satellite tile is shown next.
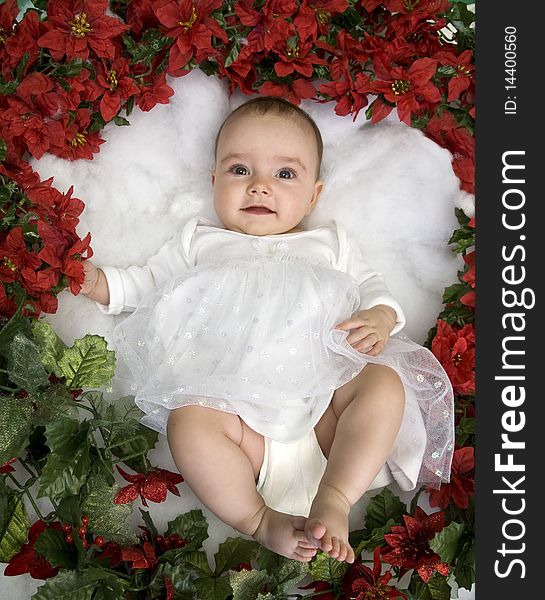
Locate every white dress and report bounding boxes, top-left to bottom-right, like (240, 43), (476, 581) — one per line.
(99, 216), (454, 488)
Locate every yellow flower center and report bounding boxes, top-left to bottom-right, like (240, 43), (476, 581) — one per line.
(107, 69), (118, 91)
(0, 26), (8, 44)
(316, 9), (330, 24)
(69, 132), (88, 148)
(3, 257), (18, 272)
(70, 13), (93, 38)
(452, 352), (463, 366)
(286, 44), (300, 59)
(403, 0), (420, 11)
(458, 64), (472, 76)
(391, 79), (411, 95)
(178, 6), (197, 31)
(20, 113), (32, 121)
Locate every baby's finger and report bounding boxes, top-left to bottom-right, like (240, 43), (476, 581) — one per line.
(355, 334), (379, 352)
(366, 340), (386, 356)
(346, 327), (374, 346)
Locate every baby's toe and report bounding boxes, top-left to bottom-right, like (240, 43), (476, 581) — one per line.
(328, 536), (340, 558)
(337, 540), (349, 562)
(305, 518), (327, 546)
(347, 545), (356, 564)
(296, 545), (318, 559)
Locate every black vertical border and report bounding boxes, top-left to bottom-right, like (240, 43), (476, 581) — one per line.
(477, 1), (542, 596)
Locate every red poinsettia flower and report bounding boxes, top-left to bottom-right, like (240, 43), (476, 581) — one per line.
(4, 520), (63, 579)
(48, 107), (106, 160)
(135, 71), (176, 113)
(155, 0), (228, 75)
(2, 7), (46, 79)
(338, 547), (407, 599)
(62, 232), (93, 294)
(114, 466), (184, 507)
(371, 56), (441, 125)
(381, 507), (449, 583)
(85, 57), (140, 122)
(428, 446), (475, 509)
(260, 79), (317, 105)
(121, 540), (157, 569)
(381, 0), (449, 14)
(125, 0), (162, 36)
(320, 70), (373, 120)
(294, 0), (349, 41)
(0, 227), (41, 284)
(273, 38), (327, 78)
(431, 320), (475, 395)
(216, 44), (259, 96)
(385, 11), (445, 57)
(0, 94), (66, 160)
(0, 458), (17, 473)
(37, 0), (129, 62)
(0, 285), (17, 317)
(236, 0), (297, 52)
(435, 49), (474, 103)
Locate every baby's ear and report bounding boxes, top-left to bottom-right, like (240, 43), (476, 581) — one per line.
(211, 172), (216, 185)
(307, 180), (324, 214)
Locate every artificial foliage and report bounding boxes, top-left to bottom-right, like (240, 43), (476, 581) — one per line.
(0, 0), (475, 598)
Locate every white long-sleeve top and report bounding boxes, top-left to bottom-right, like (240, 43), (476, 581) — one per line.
(98, 216), (405, 334)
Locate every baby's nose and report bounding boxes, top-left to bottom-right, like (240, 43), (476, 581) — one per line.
(247, 178), (271, 195)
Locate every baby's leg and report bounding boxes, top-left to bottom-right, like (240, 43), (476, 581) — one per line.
(308, 364), (405, 563)
(167, 405), (317, 562)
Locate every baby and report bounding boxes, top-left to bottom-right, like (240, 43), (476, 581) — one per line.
(81, 97), (454, 564)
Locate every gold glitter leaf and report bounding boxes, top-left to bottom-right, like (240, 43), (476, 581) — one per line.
(57, 335), (115, 390)
(0, 395), (33, 464)
(31, 320), (67, 378)
(0, 488), (30, 562)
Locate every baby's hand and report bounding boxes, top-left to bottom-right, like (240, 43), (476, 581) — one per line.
(335, 305), (397, 356)
(79, 260), (100, 296)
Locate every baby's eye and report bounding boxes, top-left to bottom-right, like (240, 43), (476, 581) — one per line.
(277, 168), (296, 179)
(230, 165), (248, 175)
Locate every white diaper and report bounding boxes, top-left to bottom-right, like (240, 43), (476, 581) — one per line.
(256, 429), (395, 516)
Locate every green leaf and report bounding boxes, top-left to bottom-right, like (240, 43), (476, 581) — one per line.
(29, 385), (79, 427)
(31, 320), (67, 378)
(106, 410), (158, 472)
(80, 474), (136, 545)
(214, 537), (260, 576)
(364, 488), (406, 534)
(0, 486), (30, 562)
(430, 521), (465, 565)
(454, 541), (475, 590)
(224, 43), (240, 68)
(32, 569), (97, 600)
(194, 575), (233, 600)
(271, 559), (308, 591)
(0, 394), (34, 465)
(0, 138), (6, 161)
(57, 335), (115, 390)
(113, 116), (130, 126)
(7, 332), (50, 392)
(165, 509), (209, 552)
(177, 549), (213, 576)
(80, 567), (129, 600)
(34, 527), (78, 569)
(148, 562), (197, 599)
(229, 568), (271, 600)
(426, 573), (452, 600)
(38, 419), (91, 501)
(55, 496), (82, 526)
(308, 549), (348, 584)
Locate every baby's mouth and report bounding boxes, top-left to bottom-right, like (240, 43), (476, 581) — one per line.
(242, 206), (276, 215)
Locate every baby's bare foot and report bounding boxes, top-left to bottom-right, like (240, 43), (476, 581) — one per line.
(304, 483), (355, 563)
(252, 508), (318, 562)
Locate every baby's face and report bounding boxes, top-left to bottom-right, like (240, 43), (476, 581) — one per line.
(212, 112), (324, 236)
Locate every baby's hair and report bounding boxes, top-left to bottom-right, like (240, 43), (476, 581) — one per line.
(214, 96), (323, 180)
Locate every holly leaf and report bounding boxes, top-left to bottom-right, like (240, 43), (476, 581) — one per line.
(454, 540), (475, 590)
(308, 549), (348, 584)
(194, 575), (233, 600)
(165, 509), (209, 553)
(55, 496), (82, 526)
(38, 419), (91, 501)
(106, 411), (158, 473)
(364, 488), (406, 534)
(350, 520), (396, 553)
(0, 395), (33, 465)
(29, 385), (79, 426)
(0, 485), (30, 562)
(229, 568), (271, 600)
(80, 475), (136, 545)
(148, 562), (196, 599)
(57, 335), (116, 390)
(7, 332), (50, 392)
(34, 526), (78, 569)
(31, 320), (67, 378)
(175, 549), (213, 576)
(430, 521), (465, 565)
(214, 537), (260, 576)
(32, 569), (98, 600)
